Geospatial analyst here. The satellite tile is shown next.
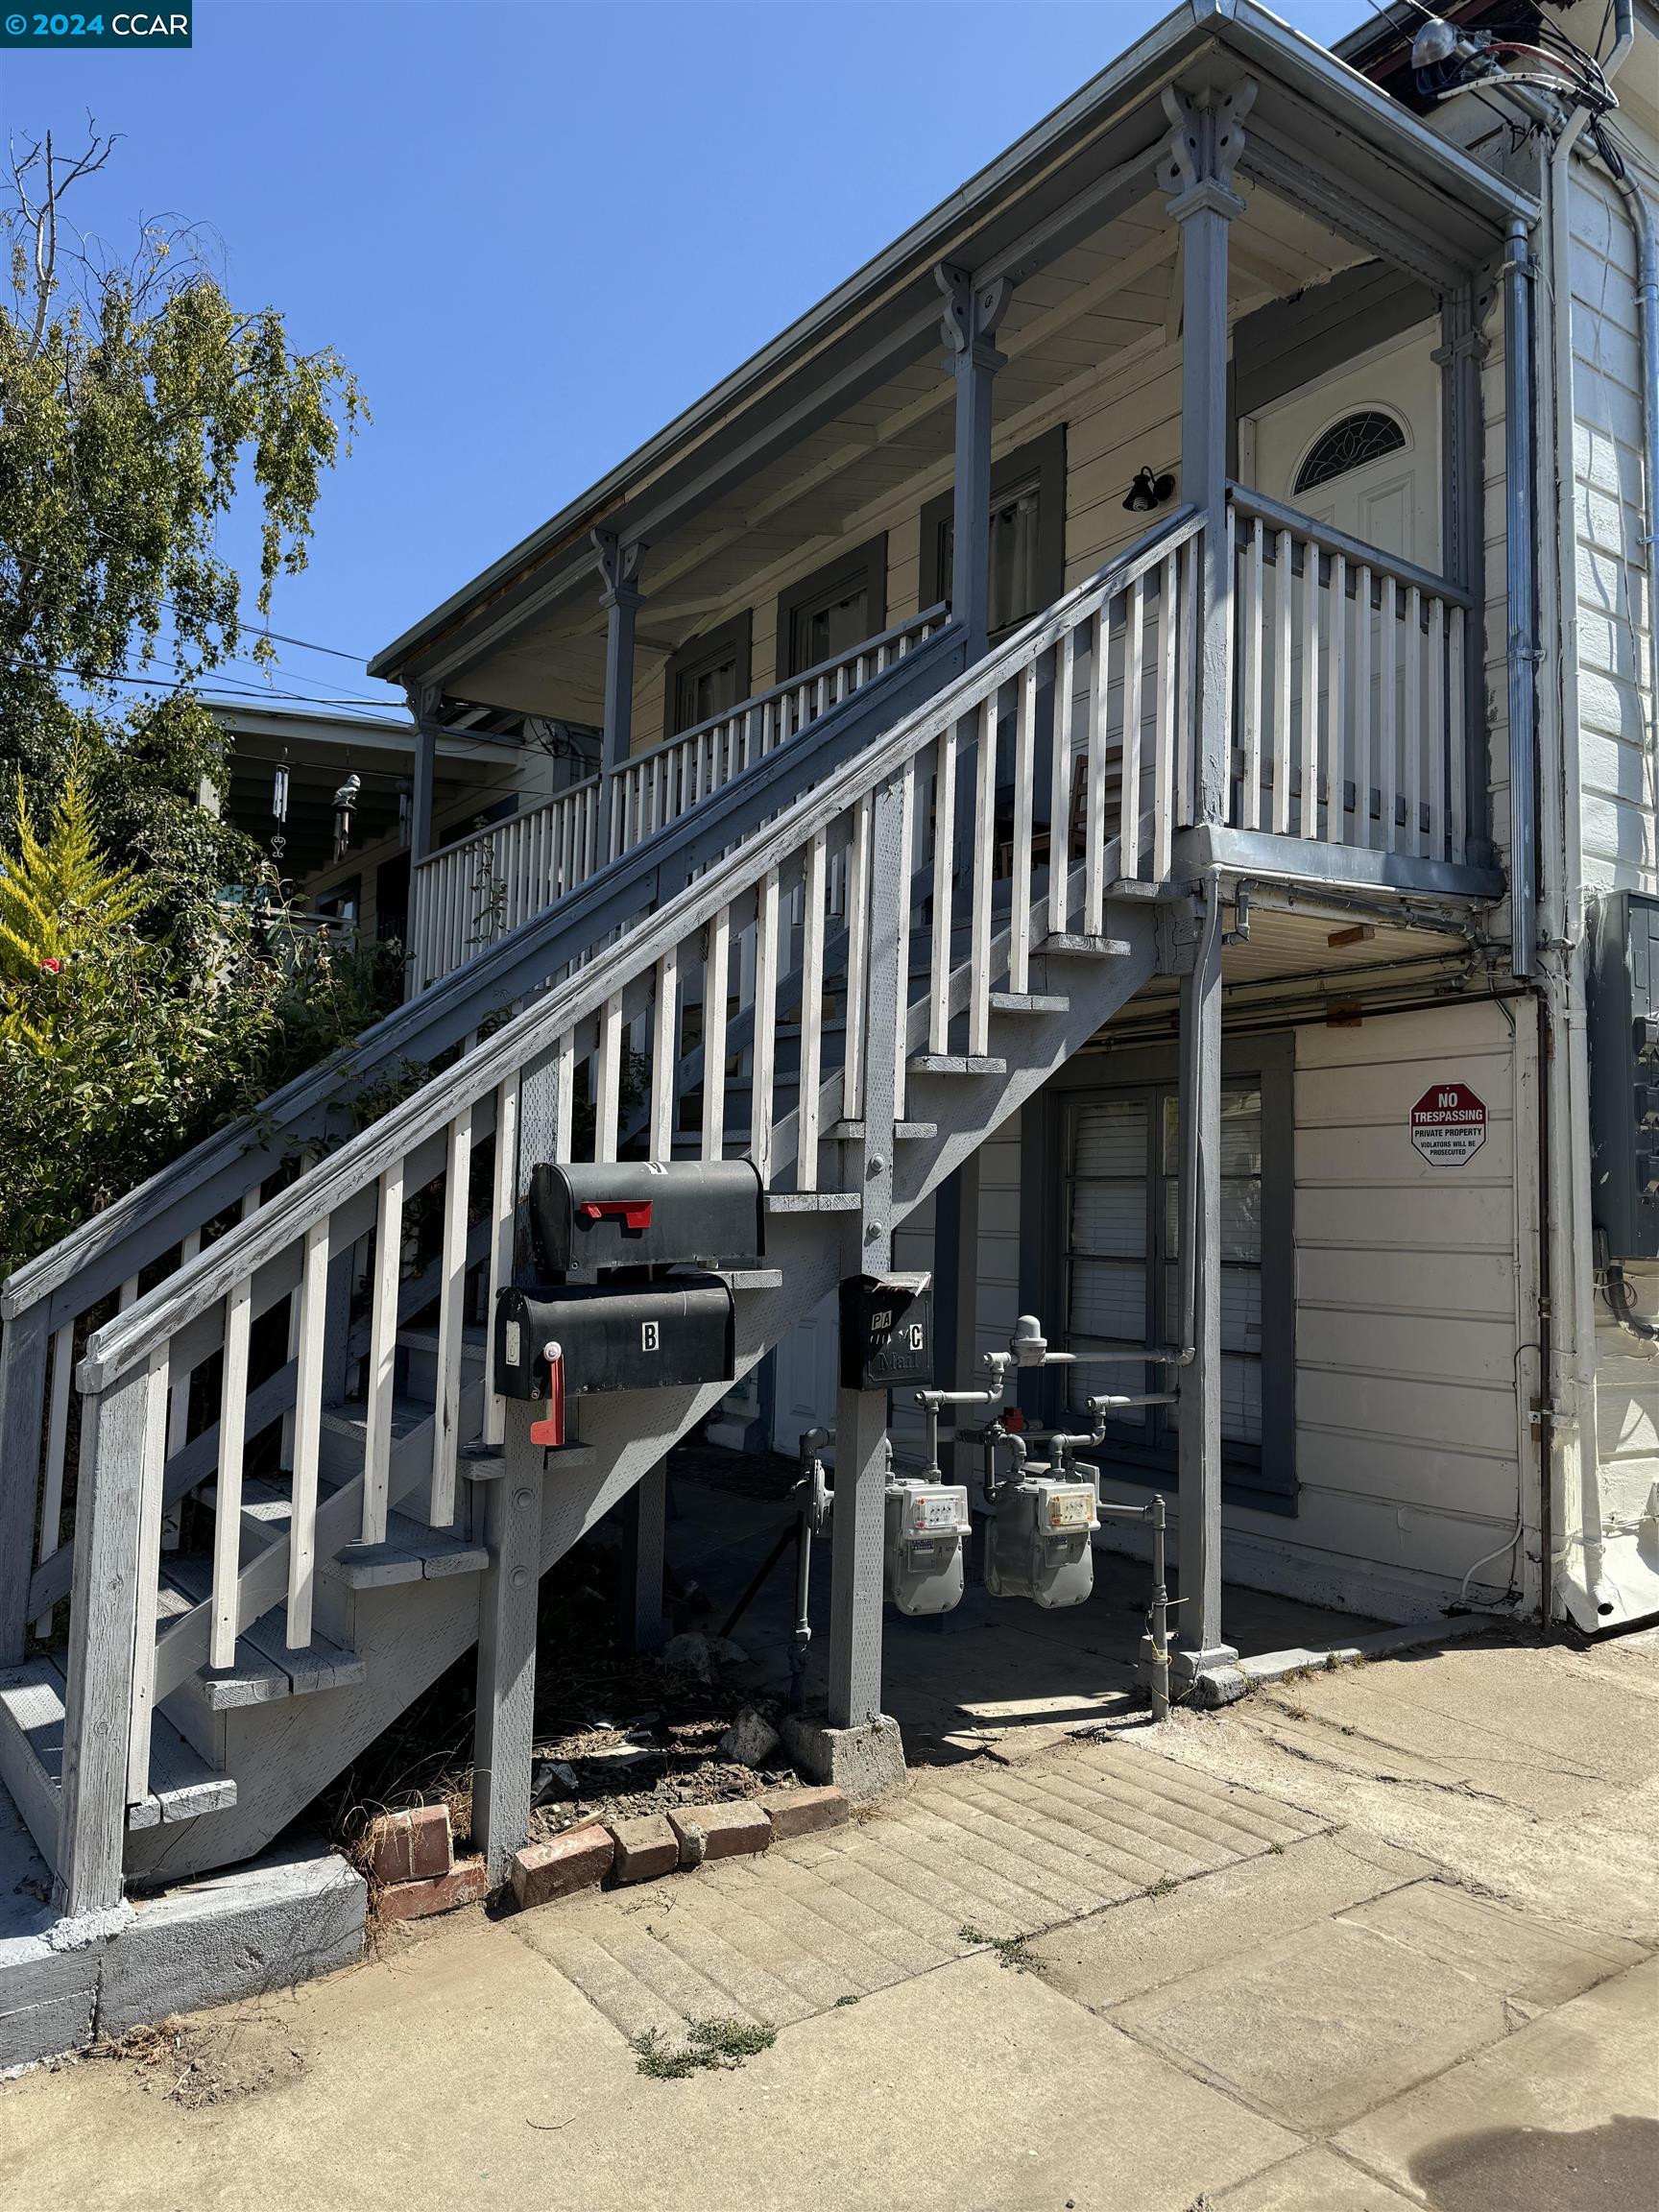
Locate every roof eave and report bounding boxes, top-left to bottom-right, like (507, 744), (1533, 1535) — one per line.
(371, 0), (1535, 688)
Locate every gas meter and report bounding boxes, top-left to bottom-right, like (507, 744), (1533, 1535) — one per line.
(984, 1469), (1100, 1610)
(884, 1474), (971, 1616)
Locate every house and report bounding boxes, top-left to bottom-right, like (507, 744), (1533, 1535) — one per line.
(0, 0), (1653, 1997)
(207, 701), (598, 950)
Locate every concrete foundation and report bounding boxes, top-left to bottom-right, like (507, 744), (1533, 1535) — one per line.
(0, 1801), (365, 2076)
(781, 1713), (907, 1803)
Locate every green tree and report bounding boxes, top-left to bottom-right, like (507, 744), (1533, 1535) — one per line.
(0, 130), (395, 1276)
(1, 128), (366, 814)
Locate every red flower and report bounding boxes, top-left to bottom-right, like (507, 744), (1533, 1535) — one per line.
(39, 957), (61, 975)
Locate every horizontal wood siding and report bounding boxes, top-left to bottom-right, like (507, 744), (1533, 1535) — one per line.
(1569, 161), (1658, 897)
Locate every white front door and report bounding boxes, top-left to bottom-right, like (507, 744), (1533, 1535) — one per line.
(1245, 322), (1442, 568)
(771, 1292), (838, 1457)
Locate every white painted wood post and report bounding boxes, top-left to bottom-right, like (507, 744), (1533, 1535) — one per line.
(431, 1109), (473, 1530)
(471, 1408), (544, 1887)
(286, 1218), (330, 1649)
(797, 832), (827, 1192)
(826, 772), (909, 1734)
(210, 1276), (252, 1671)
(0, 1305), (51, 1665)
(123, 1346), (171, 1809)
(360, 1162), (404, 1546)
(56, 1358), (152, 1915)
(1175, 888), (1234, 1673)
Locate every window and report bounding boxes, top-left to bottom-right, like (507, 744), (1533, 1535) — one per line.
(1042, 1037), (1294, 1509)
(923, 425), (1066, 643)
(776, 538), (887, 682)
(663, 613), (752, 742)
(1293, 409), (1407, 495)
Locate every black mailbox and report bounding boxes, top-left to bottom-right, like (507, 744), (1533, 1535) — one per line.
(529, 1159), (764, 1276)
(495, 1274), (735, 1428)
(840, 1272), (934, 1391)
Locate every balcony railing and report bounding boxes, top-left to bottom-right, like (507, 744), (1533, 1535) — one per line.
(408, 605), (949, 989)
(1228, 486), (1473, 866)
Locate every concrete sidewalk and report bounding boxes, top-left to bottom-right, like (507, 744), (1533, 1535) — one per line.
(1, 1627), (1654, 2211)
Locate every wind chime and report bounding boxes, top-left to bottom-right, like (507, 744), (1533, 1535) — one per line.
(331, 772), (361, 864)
(271, 757), (290, 863)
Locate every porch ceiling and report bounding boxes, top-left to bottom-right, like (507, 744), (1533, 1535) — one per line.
(374, 0), (1533, 705)
(1106, 902), (1482, 1044)
(449, 176), (1369, 721)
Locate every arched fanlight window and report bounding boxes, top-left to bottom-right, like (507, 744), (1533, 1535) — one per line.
(1293, 409), (1407, 494)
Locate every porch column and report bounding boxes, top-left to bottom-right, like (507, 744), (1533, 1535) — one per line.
(936, 264), (1012, 664)
(1160, 79), (1254, 826)
(592, 527), (645, 863)
(1174, 882), (1235, 1681)
(404, 679), (444, 864)
(813, 769), (906, 1794)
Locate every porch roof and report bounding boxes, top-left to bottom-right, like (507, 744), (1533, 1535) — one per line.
(370, 0), (1536, 695)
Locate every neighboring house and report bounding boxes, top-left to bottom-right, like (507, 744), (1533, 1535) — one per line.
(0, 0), (1653, 1981)
(208, 702), (597, 951)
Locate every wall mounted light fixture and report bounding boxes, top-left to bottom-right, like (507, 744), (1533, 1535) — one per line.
(1123, 465), (1177, 513)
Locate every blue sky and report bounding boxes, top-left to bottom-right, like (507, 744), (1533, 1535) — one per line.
(2, 0), (1362, 717)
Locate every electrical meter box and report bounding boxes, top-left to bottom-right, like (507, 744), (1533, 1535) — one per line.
(1588, 891), (1659, 1259)
(529, 1159), (764, 1276)
(840, 1272), (934, 1391)
(883, 1478), (971, 1616)
(985, 1474), (1100, 1610)
(494, 1275), (735, 1415)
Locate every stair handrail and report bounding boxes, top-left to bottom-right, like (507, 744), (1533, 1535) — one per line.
(81, 509), (1199, 1400)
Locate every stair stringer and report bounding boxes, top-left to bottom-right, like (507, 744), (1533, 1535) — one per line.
(122, 900), (1162, 1881)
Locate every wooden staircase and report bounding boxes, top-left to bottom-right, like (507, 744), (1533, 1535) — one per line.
(0, 510), (1201, 1911)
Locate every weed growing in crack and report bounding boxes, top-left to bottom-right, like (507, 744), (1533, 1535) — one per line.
(629, 2018), (777, 2080)
(959, 1924), (1044, 1972)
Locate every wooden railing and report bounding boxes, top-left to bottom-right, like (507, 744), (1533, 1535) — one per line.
(408, 780), (599, 992)
(409, 607), (948, 989)
(50, 514), (1199, 1913)
(607, 607), (950, 866)
(1228, 486), (1473, 865)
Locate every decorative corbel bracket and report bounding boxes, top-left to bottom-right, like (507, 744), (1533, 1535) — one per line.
(405, 679), (445, 728)
(935, 261), (1013, 374)
(1157, 78), (1256, 221)
(591, 525), (646, 610)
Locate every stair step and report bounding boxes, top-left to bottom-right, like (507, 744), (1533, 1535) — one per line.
(0, 1656), (235, 1863)
(318, 1396), (435, 1452)
(330, 1508), (490, 1588)
(226, 1476), (488, 1588)
(162, 1561), (366, 1709)
(395, 1328), (486, 1362)
(989, 991), (1070, 1015)
(906, 1053), (1006, 1077)
(766, 1191), (859, 1214)
(1041, 932), (1132, 958)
